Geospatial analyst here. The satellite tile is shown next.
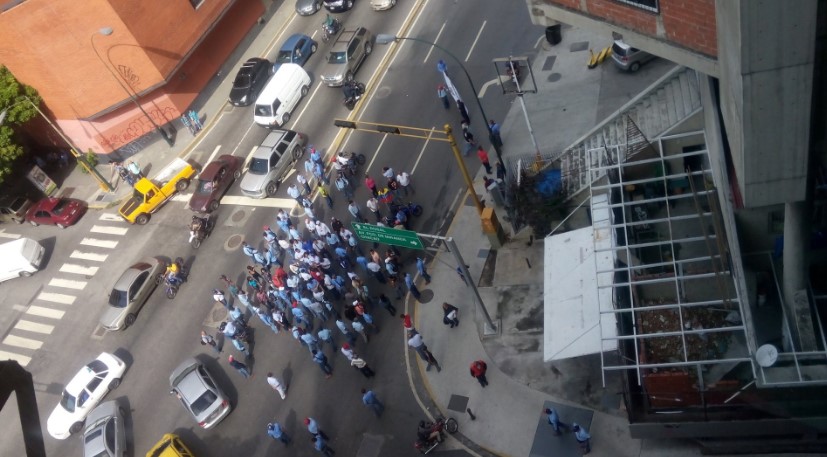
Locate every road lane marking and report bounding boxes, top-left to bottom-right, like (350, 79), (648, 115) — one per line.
(293, 81), (324, 128)
(231, 127), (259, 159)
(37, 292), (76, 305)
(60, 264), (100, 276)
(243, 145), (258, 168)
(221, 196), (296, 208)
(478, 78), (501, 98)
(3, 334), (43, 350)
(465, 20), (486, 62)
(0, 351), (31, 367)
(411, 128), (435, 175)
(205, 144), (223, 164)
(365, 134), (388, 172)
(90, 225), (129, 235)
(48, 278), (87, 290)
(70, 250), (109, 262)
(0, 230), (22, 239)
(14, 320), (54, 334)
(423, 22), (447, 64)
(26, 306), (65, 320)
(80, 238), (118, 249)
(98, 213), (123, 222)
(172, 194), (191, 202)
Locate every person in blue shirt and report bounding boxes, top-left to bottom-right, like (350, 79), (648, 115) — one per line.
(416, 257), (432, 284)
(544, 407), (568, 436)
(488, 119), (503, 147)
(361, 388), (384, 417)
(267, 422), (290, 446)
(572, 423), (591, 454)
(312, 434), (335, 456)
(312, 350), (332, 378)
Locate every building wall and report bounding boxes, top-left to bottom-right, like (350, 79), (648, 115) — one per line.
(0, 0), (262, 153)
(526, 0), (719, 76)
(716, 0), (816, 208)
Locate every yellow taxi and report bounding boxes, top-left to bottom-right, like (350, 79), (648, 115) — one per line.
(145, 433), (194, 457)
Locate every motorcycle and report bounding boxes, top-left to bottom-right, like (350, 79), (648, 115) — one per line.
(390, 200), (424, 218)
(321, 15), (341, 43)
(342, 81), (366, 111)
(335, 151), (367, 176)
(188, 216), (214, 249)
(414, 416), (458, 454)
(506, 60), (522, 79)
(220, 319), (251, 344)
(162, 257), (186, 299)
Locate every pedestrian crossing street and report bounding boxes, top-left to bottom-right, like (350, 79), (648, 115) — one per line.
(0, 212), (127, 367)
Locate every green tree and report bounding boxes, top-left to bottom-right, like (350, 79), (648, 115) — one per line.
(0, 65), (42, 185)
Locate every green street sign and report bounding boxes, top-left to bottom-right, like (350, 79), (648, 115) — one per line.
(351, 222), (424, 250)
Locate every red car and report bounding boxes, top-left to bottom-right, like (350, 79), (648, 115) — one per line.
(25, 197), (87, 228)
(188, 155), (243, 212)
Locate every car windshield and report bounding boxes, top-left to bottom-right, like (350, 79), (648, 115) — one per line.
(109, 287), (128, 308)
(191, 390), (218, 416)
(276, 50), (293, 63)
(52, 200), (70, 215)
(197, 179), (214, 193)
(59, 390), (76, 413)
(254, 104), (272, 117)
(248, 158), (270, 174)
(233, 73), (251, 89)
(328, 51), (346, 63)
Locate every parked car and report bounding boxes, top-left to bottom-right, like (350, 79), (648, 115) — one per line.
(239, 129), (307, 198)
(25, 197), (87, 228)
(188, 155), (242, 213)
(47, 352), (127, 439)
(370, 0), (396, 10)
(82, 400), (126, 457)
(229, 57), (272, 107)
(611, 40), (657, 72)
(273, 34), (318, 74)
(324, 0), (354, 13)
(99, 258), (165, 331)
(295, 0), (322, 15)
(0, 195), (34, 223)
(169, 358), (231, 429)
(145, 433), (195, 457)
(320, 27), (374, 87)
(252, 64), (311, 128)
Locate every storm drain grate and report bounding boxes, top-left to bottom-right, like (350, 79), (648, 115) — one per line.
(447, 394), (469, 413)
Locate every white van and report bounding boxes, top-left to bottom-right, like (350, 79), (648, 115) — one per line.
(0, 238), (45, 283)
(253, 63), (311, 128)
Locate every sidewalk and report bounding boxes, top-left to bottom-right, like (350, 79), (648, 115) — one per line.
(405, 25), (702, 457)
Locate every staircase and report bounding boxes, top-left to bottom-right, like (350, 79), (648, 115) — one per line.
(559, 66), (701, 200)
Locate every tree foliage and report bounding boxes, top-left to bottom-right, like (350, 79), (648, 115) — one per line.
(0, 65), (42, 185)
(510, 170), (565, 236)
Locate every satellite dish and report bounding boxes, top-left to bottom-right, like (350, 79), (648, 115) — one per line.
(755, 344), (778, 367)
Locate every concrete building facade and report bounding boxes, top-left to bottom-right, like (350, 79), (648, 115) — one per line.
(527, 0), (827, 451)
(0, 0), (264, 156)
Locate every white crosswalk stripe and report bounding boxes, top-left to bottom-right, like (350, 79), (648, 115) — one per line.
(3, 334), (43, 350)
(98, 213), (123, 222)
(0, 350), (31, 367)
(220, 196), (296, 208)
(0, 230), (22, 239)
(80, 237), (119, 249)
(26, 306), (65, 319)
(70, 250), (109, 262)
(48, 278), (87, 290)
(37, 292), (76, 305)
(90, 225), (129, 235)
(14, 320), (54, 334)
(60, 264), (100, 276)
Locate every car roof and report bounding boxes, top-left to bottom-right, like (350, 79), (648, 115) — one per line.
(252, 130), (292, 159)
(198, 161), (225, 180)
(242, 57), (268, 67)
(32, 197), (61, 212)
(282, 33), (310, 48)
(613, 40), (632, 51)
(170, 358), (200, 388)
(113, 262), (153, 291)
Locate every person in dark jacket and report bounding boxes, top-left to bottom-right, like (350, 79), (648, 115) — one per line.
(442, 302), (459, 328)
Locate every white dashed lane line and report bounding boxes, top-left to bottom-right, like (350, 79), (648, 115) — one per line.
(26, 306), (65, 319)
(80, 238), (119, 249)
(90, 225), (129, 235)
(14, 320), (54, 334)
(2, 334), (44, 350)
(70, 250), (109, 262)
(36, 292), (77, 305)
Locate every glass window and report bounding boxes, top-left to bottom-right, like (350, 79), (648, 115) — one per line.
(328, 51), (346, 64)
(109, 288), (128, 308)
(59, 390), (77, 413)
(52, 200), (69, 215)
(104, 418), (116, 451)
(191, 391), (218, 415)
(254, 104), (273, 117)
(128, 272), (149, 300)
(248, 158), (270, 174)
(86, 376), (103, 393)
(87, 360), (108, 375)
(615, 0), (658, 13)
(275, 50), (293, 63)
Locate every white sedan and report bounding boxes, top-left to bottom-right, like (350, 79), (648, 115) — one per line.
(47, 352), (126, 439)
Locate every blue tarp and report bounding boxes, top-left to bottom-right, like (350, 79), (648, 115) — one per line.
(535, 169), (562, 196)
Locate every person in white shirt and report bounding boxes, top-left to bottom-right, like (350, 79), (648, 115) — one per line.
(266, 373), (287, 399)
(396, 171), (412, 196)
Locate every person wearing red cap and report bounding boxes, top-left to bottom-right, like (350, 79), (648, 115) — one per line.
(401, 313), (413, 330)
(437, 84), (449, 109)
(304, 417), (328, 439)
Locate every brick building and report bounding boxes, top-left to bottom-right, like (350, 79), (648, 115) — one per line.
(528, 0), (827, 452)
(0, 0), (265, 155)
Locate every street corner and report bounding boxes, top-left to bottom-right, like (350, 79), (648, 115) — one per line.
(530, 401), (594, 457)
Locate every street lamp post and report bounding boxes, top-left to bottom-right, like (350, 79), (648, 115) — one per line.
(0, 97), (113, 192)
(91, 27), (174, 147)
(375, 34), (503, 162)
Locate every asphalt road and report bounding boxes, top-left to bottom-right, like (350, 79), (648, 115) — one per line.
(0, 1), (545, 456)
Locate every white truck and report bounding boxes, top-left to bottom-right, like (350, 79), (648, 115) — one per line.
(0, 238), (45, 283)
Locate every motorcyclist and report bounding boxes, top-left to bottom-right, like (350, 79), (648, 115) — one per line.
(190, 215), (209, 243)
(506, 60), (521, 78)
(342, 80), (362, 101)
(165, 261), (181, 286)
